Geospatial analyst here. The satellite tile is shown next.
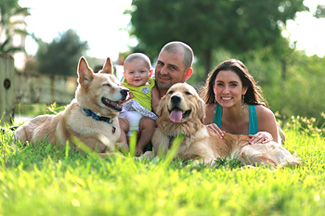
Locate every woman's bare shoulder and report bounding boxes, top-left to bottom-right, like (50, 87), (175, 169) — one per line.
(255, 105), (276, 122)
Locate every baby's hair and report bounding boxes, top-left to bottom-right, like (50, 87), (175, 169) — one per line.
(124, 53), (152, 69)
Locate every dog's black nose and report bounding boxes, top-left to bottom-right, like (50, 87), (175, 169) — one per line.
(171, 95), (181, 104)
(121, 89), (129, 99)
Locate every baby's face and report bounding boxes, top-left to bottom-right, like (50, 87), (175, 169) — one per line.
(123, 58), (151, 87)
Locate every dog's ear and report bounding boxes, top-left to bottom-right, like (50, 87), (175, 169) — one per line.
(78, 57), (94, 86)
(198, 97), (206, 123)
(156, 95), (167, 117)
(100, 57), (114, 74)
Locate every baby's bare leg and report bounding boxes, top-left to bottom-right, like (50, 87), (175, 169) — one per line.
(118, 118), (130, 151)
(137, 117), (156, 156)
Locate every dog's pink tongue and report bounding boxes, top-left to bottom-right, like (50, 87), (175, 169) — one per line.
(170, 110), (183, 123)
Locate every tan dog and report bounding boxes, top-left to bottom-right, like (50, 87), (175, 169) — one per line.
(14, 57), (129, 156)
(150, 83), (301, 167)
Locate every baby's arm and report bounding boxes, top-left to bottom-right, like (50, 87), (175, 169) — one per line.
(151, 86), (160, 114)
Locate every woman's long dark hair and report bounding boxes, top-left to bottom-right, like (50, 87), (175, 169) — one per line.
(200, 59), (269, 107)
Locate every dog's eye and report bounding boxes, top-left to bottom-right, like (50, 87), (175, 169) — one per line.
(185, 91), (191, 95)
(103, 83), (111, 87)
(168, 91), (174, 94)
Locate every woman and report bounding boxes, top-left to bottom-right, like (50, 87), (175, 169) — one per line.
(201, 59), (281, 145)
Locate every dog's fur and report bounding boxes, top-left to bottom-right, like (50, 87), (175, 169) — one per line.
(149, 83), (301, 167)
(14, 57), (129, 155)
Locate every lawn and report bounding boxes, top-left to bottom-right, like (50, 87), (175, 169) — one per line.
(0, 116), (324, 216)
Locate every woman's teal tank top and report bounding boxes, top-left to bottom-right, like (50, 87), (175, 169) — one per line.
(214, 103), (258, 135)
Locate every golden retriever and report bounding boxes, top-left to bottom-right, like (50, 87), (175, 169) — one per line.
(150, 83), (301, 167)
(14, 57), (129, 156)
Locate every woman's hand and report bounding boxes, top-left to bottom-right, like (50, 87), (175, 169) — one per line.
(248, 131), (273, 144)
(206, 123), (225, 139)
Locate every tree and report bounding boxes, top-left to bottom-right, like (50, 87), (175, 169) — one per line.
(314, 4), (325, 18)
(0, 0), (30, 54)
(36, 29), (88, 76)
(128, 0), (308, 75)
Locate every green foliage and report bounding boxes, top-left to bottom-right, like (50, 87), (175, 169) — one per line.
(128, 0), (308, 74)
(36, 29), (88, 76)
(284, 114), (325, 137)
(0, 0), (30, 55)
(0, 117), (324, 215)
(14, 103), (66, 119)
(255, 52), (325, 125)
(0, 37), (24, 54)
(314, 4), (325, 18)
(281, 54), (325, 121)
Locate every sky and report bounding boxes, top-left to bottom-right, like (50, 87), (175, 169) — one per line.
(20, 0), (134, 61)
(20, 0), (325, 62)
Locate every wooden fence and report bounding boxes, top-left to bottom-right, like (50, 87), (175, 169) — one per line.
(0, 55), (77, 126)
(0, 55), (15, 125)
(15, 73), (76, 104)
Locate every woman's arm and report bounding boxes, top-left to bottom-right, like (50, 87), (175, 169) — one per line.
(204, 104), (225, 139)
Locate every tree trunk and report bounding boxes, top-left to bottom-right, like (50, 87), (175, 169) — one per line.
(281, 58), (287, 81)
(203, 49), (212, 77)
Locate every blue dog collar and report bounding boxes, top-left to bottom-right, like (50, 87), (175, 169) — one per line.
(83, 108), (112, 123)
(82, 108), (116, 133)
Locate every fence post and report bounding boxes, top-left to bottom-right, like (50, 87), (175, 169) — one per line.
(0, 54), (15, 126)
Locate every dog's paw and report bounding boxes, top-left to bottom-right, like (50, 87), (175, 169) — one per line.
(140, 151), (154, 159)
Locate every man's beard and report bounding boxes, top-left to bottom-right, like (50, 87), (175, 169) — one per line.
(156, 80), (172, 90)
(156, 74), (172, 90)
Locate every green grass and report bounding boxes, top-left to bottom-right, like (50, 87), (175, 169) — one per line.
(0, 117), (324, 216)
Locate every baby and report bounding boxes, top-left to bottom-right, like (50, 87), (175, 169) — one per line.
(118, 53), (159, 156)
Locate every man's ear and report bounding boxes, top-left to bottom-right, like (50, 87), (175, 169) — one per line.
(184, 68), (193, 81)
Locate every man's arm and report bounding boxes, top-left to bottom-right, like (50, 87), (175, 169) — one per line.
(151, 86), (160, 114)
